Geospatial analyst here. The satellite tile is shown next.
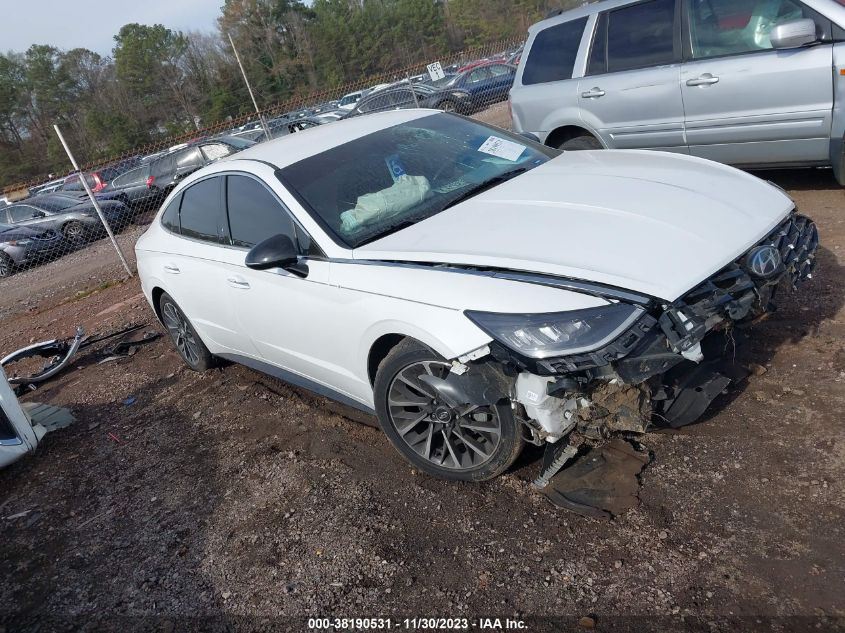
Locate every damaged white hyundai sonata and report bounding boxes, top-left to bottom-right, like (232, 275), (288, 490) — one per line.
(136, 110), (818, 492)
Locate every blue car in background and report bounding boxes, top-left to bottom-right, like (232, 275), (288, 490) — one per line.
(436, 62), (516, 112)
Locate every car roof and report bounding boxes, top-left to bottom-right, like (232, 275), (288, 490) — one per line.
(224, 109), (434, 170)
(529, 0), (632, 34)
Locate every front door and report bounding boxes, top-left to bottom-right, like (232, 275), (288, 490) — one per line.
(578, 0), (688, 152)
(681, 0), (834, 166)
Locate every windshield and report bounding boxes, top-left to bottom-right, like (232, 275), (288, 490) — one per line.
(279, 113), (557, 248)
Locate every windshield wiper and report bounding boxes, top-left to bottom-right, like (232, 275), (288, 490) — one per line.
(442, 168), (528, 211)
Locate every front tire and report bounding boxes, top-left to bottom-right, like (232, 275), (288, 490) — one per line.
(559, 134), (602, 151)
(0, 253), (14, 278)
(374, 339), (523, 482)
(62, 221), (88, 247)
(159, 292), (215, 371)
(438, 100), (457, 113)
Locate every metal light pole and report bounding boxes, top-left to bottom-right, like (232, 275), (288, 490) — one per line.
(228, 33), (271, 139)
(53, 125), (134, 277)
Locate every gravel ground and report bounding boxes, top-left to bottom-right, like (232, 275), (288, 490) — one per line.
(0, 111), (843, 633)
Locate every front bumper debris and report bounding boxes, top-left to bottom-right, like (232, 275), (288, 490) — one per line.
(452, 212), (819, 515)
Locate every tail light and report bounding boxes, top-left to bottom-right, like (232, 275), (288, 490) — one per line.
(146, 175), (156, 188)
(92, 174), (105, 193)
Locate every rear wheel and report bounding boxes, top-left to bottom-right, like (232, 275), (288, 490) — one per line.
(0, 253), (14, 278)
(559, 135), (602, 151)
(159, 292), (215, 371)
(374, 339), (523, 481)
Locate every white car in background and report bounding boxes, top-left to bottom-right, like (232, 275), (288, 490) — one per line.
(135, 110), (817, 483)
(338, 90), (367, 111)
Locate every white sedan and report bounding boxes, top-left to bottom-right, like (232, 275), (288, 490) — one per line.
(135, 110), (817, 483)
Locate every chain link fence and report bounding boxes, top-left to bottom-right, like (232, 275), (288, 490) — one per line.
(0, 38), (522, 307)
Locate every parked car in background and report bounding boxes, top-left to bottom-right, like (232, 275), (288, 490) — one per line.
(2, 194), (130, 247)
(510, 0), (845, 183)
(438, 63), (516, 110)
(59, 172), (108, 194)
(344, 83), (473, 116)
(0, 222), (64, 277)
(144, 137), (256, 195)
(338, 90), (367, 111)
(28, 178), (64, 197)
(100, 164), (165, 211)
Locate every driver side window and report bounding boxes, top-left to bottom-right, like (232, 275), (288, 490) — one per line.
(686, 0), (821, 59)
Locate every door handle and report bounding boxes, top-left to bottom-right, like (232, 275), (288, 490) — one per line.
(163, 263), (180, 274)
(226, 276), (250, 289)
(581, 87), (606, 98)
(686, 74), (719, 87)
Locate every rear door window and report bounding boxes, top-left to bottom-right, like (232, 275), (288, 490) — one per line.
(161, 193), (182, 233)
(178, 178), (226, 243)
(225, 175), (296, 249)
(606, 0), (677, 72)
(522, 17), (589, 85)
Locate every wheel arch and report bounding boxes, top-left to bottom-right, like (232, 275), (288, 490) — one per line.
(545, 124), (604, 150)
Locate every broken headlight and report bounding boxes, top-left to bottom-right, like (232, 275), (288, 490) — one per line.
(465, 303), (644, 359)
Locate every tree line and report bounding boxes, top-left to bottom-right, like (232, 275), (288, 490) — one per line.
(0, 0), (580, 189)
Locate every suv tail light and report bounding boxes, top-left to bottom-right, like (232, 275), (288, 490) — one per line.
(146, 175), (156, 188)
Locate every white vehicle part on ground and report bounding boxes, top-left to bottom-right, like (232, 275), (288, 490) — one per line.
(0, 366), (43, 468)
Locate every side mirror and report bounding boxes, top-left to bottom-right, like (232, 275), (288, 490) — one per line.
(518, 132), (541, 143)
(31, 211), (46, 218)
(245, 234), (308, 277)
(770, 18), (818, 49)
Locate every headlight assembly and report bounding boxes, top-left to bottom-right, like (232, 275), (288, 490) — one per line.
(465, 303), (644, 359)
(8, 239), (33, 246)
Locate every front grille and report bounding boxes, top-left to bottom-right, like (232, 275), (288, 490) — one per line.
(760, 213), (818, 284)
(660, 212), (819, 352)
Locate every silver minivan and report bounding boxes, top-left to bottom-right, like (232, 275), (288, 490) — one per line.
(510, 0), (845, 183)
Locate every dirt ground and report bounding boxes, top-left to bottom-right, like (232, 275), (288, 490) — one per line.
(1, 124), (843, 632)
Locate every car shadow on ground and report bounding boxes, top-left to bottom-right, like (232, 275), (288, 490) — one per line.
(753, 168), (843, 192)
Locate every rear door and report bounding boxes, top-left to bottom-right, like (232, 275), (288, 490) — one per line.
(680, 0), (835, 166)
(578, 0), (688, 151)
(155, 176), (249, 355)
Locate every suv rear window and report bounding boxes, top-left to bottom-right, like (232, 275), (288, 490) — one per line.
(606, 0), (676, 73)
(522, 17), (588, 85)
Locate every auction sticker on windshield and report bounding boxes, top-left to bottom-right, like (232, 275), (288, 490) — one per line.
(477, 136), (525, 161)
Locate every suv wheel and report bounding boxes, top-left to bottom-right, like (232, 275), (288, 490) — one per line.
(560, 135), (602, 151)
(159, 292), (215, 371)
(374, 339), (523, 481)
(0, 253), (14, 278)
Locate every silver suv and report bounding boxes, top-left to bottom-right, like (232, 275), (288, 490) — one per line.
(510, 0), (845, 183)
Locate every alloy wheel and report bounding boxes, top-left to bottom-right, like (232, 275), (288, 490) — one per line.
(0, 255), (11, 278)
(387, 360), (502, 471)
(162, 301), (202, 367)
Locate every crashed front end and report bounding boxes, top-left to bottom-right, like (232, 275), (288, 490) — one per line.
(444, 213), (818, 514)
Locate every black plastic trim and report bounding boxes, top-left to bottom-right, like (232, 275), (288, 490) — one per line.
(216, 353), (376, 415)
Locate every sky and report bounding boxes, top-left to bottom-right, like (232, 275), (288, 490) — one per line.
(0, 0), (221, 56)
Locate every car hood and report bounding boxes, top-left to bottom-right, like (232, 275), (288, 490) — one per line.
(354, 150), (794, 301)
